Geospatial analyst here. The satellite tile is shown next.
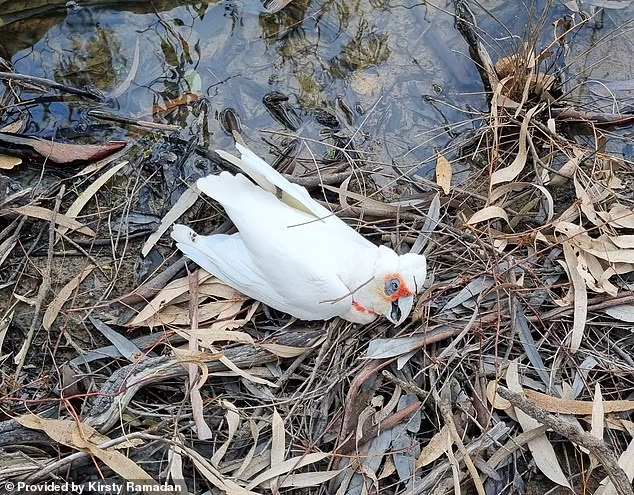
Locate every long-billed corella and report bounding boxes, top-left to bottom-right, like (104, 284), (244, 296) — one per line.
(171, 143), (426, 325)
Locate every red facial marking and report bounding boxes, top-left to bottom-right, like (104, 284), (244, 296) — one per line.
(352, 301), (378, 315)
(384, 274), (414, 301)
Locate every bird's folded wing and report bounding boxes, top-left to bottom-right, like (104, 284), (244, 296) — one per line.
(216, 143), (334, 219)
(171, 225), (351, 320)
(211, 144), (374, 249)
(172, 225), (288, 310)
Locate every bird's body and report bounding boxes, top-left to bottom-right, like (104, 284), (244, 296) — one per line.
(171, 144), (427, 325)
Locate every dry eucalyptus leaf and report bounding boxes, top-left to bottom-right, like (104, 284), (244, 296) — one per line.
(416, 425), (451, 467)
(435, 152), (452, 195)
(16, 415), (164, 491)
(562, 242), (587, 353)
(491, 105), (539, 185)
(603, 305), (634, 322)
(523, 389), (634, 415)
(13, 205), (96, 236)
(466, 206), (510, 225)
(506, 361), (572, 489)
(0, 154), (21, 169)
(43, 265), (94, 330)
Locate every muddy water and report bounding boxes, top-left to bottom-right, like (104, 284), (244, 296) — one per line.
(0, 0), (633, 182)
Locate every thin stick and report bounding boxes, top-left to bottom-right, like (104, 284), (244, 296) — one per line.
(497, 387), (633, 495)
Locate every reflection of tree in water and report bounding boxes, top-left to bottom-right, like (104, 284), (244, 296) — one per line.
(53, 7), (125, 90)
(258, 0), (390, 105)
(328, 18), (390, 78)
(140, 8), (202, 128)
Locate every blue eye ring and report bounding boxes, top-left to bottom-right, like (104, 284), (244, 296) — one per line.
(385, 278), (400, 296)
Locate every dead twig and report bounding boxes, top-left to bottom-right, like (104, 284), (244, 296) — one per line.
(496, 387), (634, 495)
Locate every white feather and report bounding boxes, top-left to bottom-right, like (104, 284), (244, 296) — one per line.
(172, 143), (427, 324)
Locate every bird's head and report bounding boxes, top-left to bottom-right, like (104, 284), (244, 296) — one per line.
(358, 246), (427, 326)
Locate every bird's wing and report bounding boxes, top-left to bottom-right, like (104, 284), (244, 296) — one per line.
(171, 225), (353, 321)
(215, 143), (325, 217)
(214, 143), (374, 249)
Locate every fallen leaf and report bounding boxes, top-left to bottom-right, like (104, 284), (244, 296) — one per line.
(603, 305), (634, 322)
(523, 389), (634, 415)
(127, 270), (213, 327)
(0, 154), (21, 169)
(441, 276), (493, 312)
(270, 408), (286, 492)
(435, 152), (452, 195)
(263, 0), (295, 13)
(16, 415), (168, 493)
(89, 315), (143, 363)
(276, 470), (343, 488)
(601, 204), (634, 229)
(58, 160), (128, 238)
(549, 147), (584, 186)
(591, 383), (605, 442)
(490, 181), (555, 225)
(416, 425), (451, 467)
(466, 206), (510, 225)
(142, 186), (200, 257)
(365, 335), (427, 359)
(177, 444), (258, 494)
(506, 361), (572, 489)
(0, 132), (126, 164)
(324, 181), (399, 215)
(258, 343), (314, 358)
(491, 105), (540, 185)
(410, 192), (441, 254)
(562, 242), (587, 353)
(210, 401), (240, 467)
(486, 380), (512, 410)
(595, 435), (634, 495)
(13, 205), (95, 236)
(219, 354), (277, 388)
(43, 265), (94, 330)
(245, 453), (330, 490)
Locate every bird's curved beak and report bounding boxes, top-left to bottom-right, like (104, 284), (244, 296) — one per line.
(387, 296), (414, 326)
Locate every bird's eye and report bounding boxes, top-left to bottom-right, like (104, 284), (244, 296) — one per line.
(385, 278), (400, 296)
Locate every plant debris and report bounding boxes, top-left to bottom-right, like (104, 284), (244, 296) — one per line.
(3, 1), (634, 494)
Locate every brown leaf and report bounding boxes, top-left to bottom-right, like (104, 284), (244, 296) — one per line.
(416, 425), (451, 467)
(58, 160), (128, 238)
(43, 265), (94, 330)
(491, 105), (540, 185)
(562, 242), (587, 353)
(506, 362), (572, 488)
(0, 132), (126, 164)
(13, 205), (96, 236)
(435, 152), (452, 194)
(0, 154), (21, 169)
(15, 415), (168, 493)
(466, 206), (510, 225)
(127, 270), (213, 327)
(245, 453), (330, 490)
(524, 389), (634, 415)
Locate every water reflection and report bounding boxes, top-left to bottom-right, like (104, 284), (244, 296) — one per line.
(2, 0), (602, 183)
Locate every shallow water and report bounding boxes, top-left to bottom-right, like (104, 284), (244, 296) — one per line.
(1, 0), (634, 184)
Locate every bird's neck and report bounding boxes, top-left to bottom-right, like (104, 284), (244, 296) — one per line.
(337, 247), (381, 306)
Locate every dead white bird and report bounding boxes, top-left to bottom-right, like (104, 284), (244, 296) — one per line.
(171, 143), (427, 325)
